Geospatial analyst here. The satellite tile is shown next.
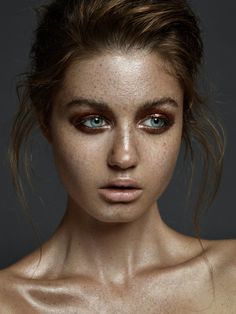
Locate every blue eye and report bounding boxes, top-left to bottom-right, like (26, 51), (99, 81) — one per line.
(82, 116), (107, 128)
(73, 114), (172, 134)
(142, 116), (168, 128)
(79, 116), (168, 129)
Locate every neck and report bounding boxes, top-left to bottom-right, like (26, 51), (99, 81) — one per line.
(47, 196), (191, 286)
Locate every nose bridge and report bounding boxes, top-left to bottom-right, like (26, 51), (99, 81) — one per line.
(107, 122), (139, 169)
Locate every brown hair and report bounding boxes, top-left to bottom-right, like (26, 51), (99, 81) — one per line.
(8, 0), (224, 299)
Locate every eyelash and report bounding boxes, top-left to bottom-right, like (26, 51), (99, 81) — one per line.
(71, 114), (174, 134)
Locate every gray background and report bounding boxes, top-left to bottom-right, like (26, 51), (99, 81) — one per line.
(0, 1), (235, 269)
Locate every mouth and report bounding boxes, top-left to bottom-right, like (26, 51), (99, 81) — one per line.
(107, 186), (138, 190)
(101, 179), (142, 189)
(99, 178), (143, 202)
(98, 186), (143, 203)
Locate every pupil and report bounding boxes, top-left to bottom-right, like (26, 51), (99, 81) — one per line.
(153, 118), (162, 126)
(94, 118), (101, 124)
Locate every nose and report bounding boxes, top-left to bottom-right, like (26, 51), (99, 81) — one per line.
(107, 127), (139, 170)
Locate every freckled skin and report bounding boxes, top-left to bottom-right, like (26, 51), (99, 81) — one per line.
(1, 50), (236, 313)
(50, 51), (183, 224)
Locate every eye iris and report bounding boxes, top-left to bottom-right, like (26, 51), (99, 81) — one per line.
(91, 117), (103, 127)
(151, 117), (165, 127)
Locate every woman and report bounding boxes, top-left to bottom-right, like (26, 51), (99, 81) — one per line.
(0, 0), (235, 312)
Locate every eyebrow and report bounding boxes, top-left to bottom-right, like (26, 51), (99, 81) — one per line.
(63, 96), (178, 113)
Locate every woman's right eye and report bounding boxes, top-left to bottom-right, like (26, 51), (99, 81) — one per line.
(70, 115), (111, 134)
(80, 116), (108, 128)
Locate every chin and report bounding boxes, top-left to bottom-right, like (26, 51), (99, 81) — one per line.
(86, 202), (148, 224)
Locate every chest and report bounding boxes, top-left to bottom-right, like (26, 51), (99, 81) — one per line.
(4, 274), (221, 314)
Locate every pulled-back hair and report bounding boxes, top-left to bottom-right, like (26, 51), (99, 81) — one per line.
(8, 0), (224, 290)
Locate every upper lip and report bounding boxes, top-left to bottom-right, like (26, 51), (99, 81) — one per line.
(101, 179), (142, 189)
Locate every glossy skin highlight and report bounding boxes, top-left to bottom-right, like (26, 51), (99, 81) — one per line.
(1, 50), (236, 313)
(50, 50), (183, 224)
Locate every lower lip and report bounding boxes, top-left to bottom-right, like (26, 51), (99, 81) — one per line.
(98, 188), (143, 203)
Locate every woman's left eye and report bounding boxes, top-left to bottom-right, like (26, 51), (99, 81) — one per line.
(142, 116), (169, 128)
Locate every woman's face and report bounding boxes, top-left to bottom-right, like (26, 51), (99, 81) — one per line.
(49, 50), (183, 223)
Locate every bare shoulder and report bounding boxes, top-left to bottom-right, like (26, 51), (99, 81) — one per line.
(0, 244), (51, 281)
(0, 247), (45, 311)
(207, 238), (236, 273)
(0, 260), (42, 312)
(0, 268), (18, 311)
(206, 238), (236, 313)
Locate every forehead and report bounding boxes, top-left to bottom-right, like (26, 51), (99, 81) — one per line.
(58, 50), (183, 109)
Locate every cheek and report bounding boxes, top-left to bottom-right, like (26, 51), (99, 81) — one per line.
(50, 117), (182, 196)
(158, 139), (180, 167)
(143, 132), (182, 192)
(50, 132), (103, 190)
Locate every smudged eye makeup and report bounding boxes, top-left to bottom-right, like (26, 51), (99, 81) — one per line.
(70, 111), (175, 135)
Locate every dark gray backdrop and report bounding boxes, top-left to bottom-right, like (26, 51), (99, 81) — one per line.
(0, 1), (235, 269)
